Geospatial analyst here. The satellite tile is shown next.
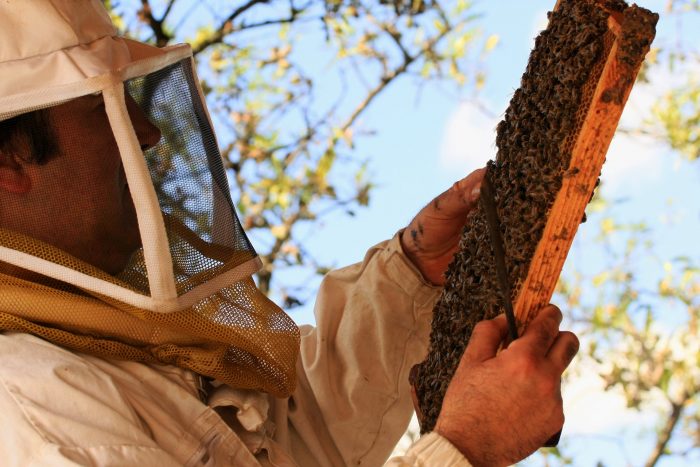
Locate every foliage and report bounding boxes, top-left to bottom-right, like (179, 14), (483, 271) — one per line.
(553, 202), (699, 466)
(106, 0), (490, 304)
(646, 79), (700, 161)
(637, 1), (700, 162)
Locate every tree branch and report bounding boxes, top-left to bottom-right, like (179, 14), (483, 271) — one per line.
(237, 12), (320, 32)
(139, 0), (173, 47)
(258, 211), (301, 294)
(192, 0), (270, 55)
(162, 0), (177, 21)
(340, 20), (453, 132)
(191, 1), (317, 55)
(644, 391), (691, 467)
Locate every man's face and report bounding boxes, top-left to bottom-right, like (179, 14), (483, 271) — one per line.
(0, 93), (161, 275)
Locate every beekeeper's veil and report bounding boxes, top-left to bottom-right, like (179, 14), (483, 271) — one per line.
(0, 0), (299, 396)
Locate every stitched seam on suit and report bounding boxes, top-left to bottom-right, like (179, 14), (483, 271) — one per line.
(0, 371), (54, 446)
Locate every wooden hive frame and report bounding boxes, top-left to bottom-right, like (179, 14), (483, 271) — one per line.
(411, 0), (658, 433)
(515, 1), (654, 327)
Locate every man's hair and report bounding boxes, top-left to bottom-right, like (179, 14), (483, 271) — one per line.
(0, 109), (57, 165)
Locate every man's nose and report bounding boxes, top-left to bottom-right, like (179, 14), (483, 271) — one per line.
(125, 94), (162, 151)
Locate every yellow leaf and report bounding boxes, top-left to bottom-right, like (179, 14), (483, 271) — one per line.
(433, 19), (446, 34)
(601, 217), (615, 234)
(592, 271), (609, 287)
(453, 36), (467, 57)
(475, 72), (486, 89)
(456, 0), (472, 13)
(681, 270), (694, 287)
(271, 224), (288, 240)
(484, 34), (500, 52)
(646, 47), (659, 65)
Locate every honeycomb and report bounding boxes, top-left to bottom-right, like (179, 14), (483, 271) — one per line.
(411, 0), (658, 433)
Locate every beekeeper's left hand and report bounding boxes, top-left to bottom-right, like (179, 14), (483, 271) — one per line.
(400, 167), (486, 285)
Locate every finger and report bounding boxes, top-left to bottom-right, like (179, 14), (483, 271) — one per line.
(428, 167), (486, 220)
(463, 314), (509, 363)
(510, 305), (562, 358)
(546, 330), (579, 374)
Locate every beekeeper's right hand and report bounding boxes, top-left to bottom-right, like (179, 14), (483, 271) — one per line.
(434, 305), (579, 467)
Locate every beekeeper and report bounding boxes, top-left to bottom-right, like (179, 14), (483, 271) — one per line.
(0, 1), (578, 466)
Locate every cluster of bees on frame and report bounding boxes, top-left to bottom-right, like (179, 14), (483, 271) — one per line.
(412, 0), (612, 433)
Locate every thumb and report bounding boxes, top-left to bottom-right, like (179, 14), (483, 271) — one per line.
(429, 167), (485, 220)
(462, 314), (508, 363)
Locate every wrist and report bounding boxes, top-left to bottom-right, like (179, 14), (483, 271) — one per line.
(398, 229), (442, 286)
(409, 432), (474, 466)
(434, 422), (493, 467)
(434, 423), (470, 462)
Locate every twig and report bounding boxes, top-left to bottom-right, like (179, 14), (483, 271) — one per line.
(644, 391), (692, 467)
(237, 13), (320, 33)
(139, 0), (173, 46)
(340, 20), (453, 132)
(193, 0), (270, 55)
(162, 0), (177, 20)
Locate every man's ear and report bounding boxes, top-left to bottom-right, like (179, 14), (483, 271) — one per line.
(0, 159), (31, 194)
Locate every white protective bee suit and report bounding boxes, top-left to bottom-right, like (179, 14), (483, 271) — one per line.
(0, 1), (470, 465)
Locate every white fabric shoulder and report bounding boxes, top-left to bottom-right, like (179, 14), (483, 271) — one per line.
(0, 333), (181, 466)
(0, 332), (263, 466)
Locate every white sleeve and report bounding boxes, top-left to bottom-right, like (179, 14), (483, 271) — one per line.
(277, 232), (442, 466)
(385, 433), (473, 466)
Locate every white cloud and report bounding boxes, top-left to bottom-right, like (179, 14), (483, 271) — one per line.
(438, 101), (499, 172)
(562, 362), (650, 435)
(599, 133), (664, 194)
(562, 339), (673, 436)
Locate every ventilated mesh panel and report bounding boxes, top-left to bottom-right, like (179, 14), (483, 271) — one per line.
(125, 59), (255, 296)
